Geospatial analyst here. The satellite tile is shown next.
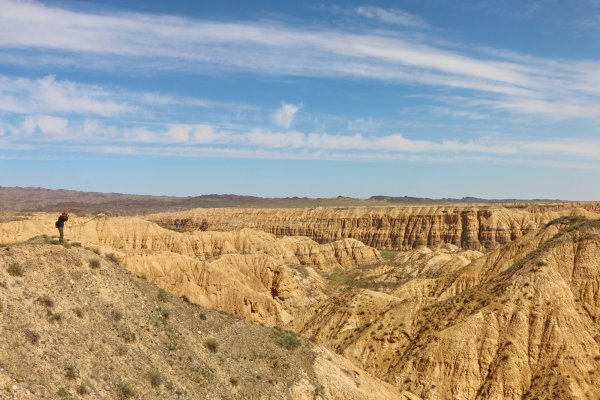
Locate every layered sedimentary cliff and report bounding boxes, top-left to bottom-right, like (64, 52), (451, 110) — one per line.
(149, 203), (600, 251)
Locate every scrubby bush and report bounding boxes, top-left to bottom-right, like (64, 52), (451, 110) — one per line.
(106, 253), (120, 264)
(159, 307), (170, 320)
(47, 312), (62, 323)
(272, 328), (301, 350)
(205, 338), (218, 353)
(57, 388), (74, 399)
(157, 288), (168, 302)
(116, 382), (136, 399)
(111, 310), (123, 322)
(64, 363), (78, 380)
(148, 369), (162, 388)
(119, 327), (136, 342)
(89, 259), (101, 269)
(6, 261), (24, 276)
(24, 329), (39, 344)
(37, 295), (54, 308)
(76, 383), (89, 395)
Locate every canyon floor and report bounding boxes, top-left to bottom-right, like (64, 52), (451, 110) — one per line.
(1, 203), (600, 399)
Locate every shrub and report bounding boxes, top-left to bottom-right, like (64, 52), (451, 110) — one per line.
(89, 259), (101, 269)
(148, 369), (162, 388)
(106, 253), (120, 264)
(205, 338), (218, 353)
(73, 307), (84, 318)
(119, 327), (136, 342)
(159, 307), (170, 320)
(6, 261), (24, 276)
(57, 388), (74, 399)
(379, 250), (398, 261)
(111, 310), (123, 322)
(24, 329), (39, 344)
(273, 328), (301, 350)
(166, 341), (177, 351)
(157, 288), (168, 302)
(71, 242), (82, 247)
(47, 311), (62, 323)
(76, 383), (89, 395)
(37, 295), (54, 308)
(180, 294), (190, 303)
(229, 377), (238, 386)
(117, 345), (128, 356)
(64, 363), (78, 380)
(116, 382), (136, 399)
(198, 313), (207, 320)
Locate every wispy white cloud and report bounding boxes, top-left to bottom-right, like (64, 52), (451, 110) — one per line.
(355, 6), (428, 29)
(5, 116), (600, 164)
(0, 75), (132, 116)
(1, 0), (599, 121)
(272, 102), (302, 129)
(0, 74), (255, 121)
(20, 115), (69, 137)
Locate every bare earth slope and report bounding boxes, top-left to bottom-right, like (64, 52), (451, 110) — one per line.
(149, 204), (600, 251)
(0, 240), (407, 400)
(299, 217), (600, 399)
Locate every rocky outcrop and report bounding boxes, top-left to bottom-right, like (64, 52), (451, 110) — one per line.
(148, 204), (600, 251)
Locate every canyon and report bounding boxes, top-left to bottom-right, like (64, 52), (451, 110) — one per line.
(1, 204), (599, 399)
(149, 203), (600, 251)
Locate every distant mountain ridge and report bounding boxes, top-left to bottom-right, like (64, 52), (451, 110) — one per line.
(0, 186), (567, 215)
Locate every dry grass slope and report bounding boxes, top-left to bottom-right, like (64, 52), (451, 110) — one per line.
(0, 241), (406, 400)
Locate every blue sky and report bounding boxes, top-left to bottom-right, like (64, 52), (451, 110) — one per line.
(1, 0), (600, 199)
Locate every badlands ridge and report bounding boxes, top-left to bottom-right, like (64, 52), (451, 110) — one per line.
(149, 203), (600, 250)
(1, 203), (600, 399)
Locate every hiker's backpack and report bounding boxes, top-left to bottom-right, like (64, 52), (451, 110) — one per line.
(55, 220), (60, 228)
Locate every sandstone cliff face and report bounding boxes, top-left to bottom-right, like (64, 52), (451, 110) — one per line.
(148, 204), (600, 251)
(299, 217), (600, 400)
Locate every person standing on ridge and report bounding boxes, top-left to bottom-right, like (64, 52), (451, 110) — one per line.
(55, 212), (69, 243)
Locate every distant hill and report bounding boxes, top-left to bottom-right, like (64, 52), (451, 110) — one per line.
(0, 186), (565, 215)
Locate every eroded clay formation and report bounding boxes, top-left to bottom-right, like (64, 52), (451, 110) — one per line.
(148, 203), (600, 250)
